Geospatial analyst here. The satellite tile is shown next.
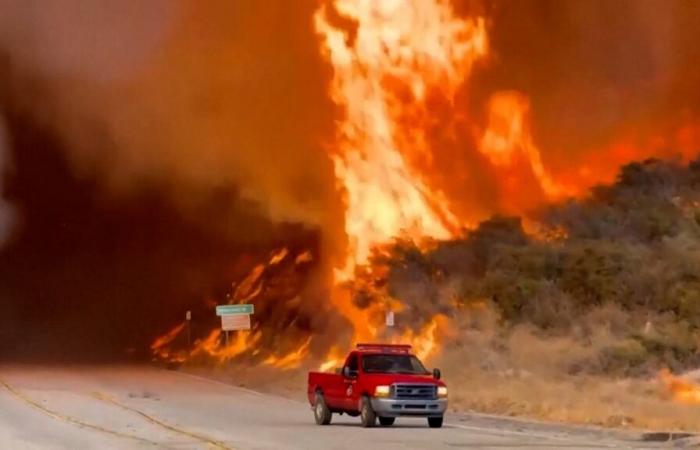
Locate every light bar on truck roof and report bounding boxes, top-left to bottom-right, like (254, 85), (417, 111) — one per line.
(355, 343), (412, 354)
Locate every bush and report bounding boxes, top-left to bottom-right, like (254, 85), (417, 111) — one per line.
(379, 158), (700, 372)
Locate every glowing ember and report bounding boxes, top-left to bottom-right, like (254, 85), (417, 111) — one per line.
(659, 369), (700, 405)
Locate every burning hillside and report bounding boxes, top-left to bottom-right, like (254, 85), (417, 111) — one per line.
(0, 0), (699, 386)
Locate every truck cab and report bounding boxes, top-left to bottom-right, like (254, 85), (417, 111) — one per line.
(307, 344), (447, 428)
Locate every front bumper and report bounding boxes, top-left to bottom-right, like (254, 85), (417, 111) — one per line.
(370, 397), (447, 417)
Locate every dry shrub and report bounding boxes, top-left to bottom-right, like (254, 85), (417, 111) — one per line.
(434, 303), (700, 431)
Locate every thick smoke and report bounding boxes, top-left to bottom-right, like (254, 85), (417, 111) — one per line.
(0, 115), (15, 243)
(0, 0), (343, 253)
(0, 0), (344, 361)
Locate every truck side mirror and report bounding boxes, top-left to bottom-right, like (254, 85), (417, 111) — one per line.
(433, 368), (441, 380)
(343, 366), (357, 378)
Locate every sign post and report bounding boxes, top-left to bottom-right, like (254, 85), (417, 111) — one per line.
(216, 305), (254, 316)
(216, 305), (254, 349)
(385, 311), (395, 327)
(185, 310), (192, 347)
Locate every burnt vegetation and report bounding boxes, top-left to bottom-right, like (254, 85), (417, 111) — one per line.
(381, 158), (700, 376)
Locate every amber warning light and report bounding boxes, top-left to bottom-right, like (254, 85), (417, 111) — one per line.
(356, 344), (412, 354)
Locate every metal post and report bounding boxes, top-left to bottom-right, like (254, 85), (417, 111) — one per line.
(225, 330), (230, 347)
(185, 310), (192, 348)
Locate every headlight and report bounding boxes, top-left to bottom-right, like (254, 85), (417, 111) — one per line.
(437, 386), (448, 398)
(374, 385), (391, 398)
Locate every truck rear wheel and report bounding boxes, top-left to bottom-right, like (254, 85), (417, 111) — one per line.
(360, 396), (376, 428)
(378, 417), (395, 426)
(314, 392), (332, 425)
(428, 416), (443, 428)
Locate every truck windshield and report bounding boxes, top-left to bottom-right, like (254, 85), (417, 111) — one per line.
(362, 354), (429, 375)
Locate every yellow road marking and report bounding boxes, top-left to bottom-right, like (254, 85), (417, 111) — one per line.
(93, 392), (233, 450)
(0, 378), (161, 447)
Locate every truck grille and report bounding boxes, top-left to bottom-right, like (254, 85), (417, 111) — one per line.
(393, 384), (436, 400)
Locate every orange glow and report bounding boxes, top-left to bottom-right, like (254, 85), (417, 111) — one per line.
(150, 321), (187, 361)
(660, 369), (700, 405)
(479, 92), (575, 211)
(394, 314), (449, 361)
(263, 337), (312, 370)
(192, 329), (262, 361)
(314, 0), (487, 278)
(319, 345), (346, 372)
(151, 2), (700, 372)
(310, 0), (487, 362)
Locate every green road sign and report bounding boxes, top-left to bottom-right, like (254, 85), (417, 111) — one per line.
(216, 304), (254, 316)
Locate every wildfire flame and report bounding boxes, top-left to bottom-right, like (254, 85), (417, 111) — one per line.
(151, 321), (187, 362)
(314, 0), (487, 277)
(310, 0), (487, 365)
(479, 91), (575, 210)
(152, 1), (700, 372)
(659, 369), (700, 405)
(152, 0), (488, 370)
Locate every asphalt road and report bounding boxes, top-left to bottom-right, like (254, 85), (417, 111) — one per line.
(0, 365), (691, 449)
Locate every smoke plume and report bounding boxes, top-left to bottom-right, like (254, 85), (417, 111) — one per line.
(0, 0), (343, 245)
(0, 0), (344, 361)
(0, 115), (15, 243)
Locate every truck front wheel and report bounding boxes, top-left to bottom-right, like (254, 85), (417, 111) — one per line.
(360, 396), (376, 428)
(428, 416), (443, 428)
(314, 392), (332, 425)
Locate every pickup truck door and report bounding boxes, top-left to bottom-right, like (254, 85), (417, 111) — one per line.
(321, 372), (346, 410)
(322, 353), (357, 410)
(340, 353), (360, 411)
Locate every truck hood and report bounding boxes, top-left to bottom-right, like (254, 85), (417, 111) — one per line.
(361, 373), (445, 387)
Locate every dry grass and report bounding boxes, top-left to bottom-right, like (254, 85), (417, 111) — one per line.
(435, 305), (700, 431)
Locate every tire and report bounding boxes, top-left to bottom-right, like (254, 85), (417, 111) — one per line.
(313, 392), (332, 425)
(428, 416), (443, 428)
(378, 417), (395, 426)
(360, 396), (376, 428)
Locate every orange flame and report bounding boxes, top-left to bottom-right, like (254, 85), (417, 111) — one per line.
(479, 91), (576, 212)
(263, 337), (312, 370)
(314, 0), (487, 278)
(312, 0), (487, 360)
(150, 2), (700, 372)
(151, 321), (187, 362)
(660, 369), (700, 405)
(394, 314), (448, 361)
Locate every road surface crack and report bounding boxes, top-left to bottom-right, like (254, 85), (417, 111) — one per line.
(92, 392), (233, 450)
(0, 378), (162, 447)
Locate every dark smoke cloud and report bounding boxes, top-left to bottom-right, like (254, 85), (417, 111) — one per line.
(0, 0), (343, 255)
(0, 0), (345, 360)
(0, 115), (15, 243)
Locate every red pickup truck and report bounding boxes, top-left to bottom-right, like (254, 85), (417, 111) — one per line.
(307, 344), (447, 428)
